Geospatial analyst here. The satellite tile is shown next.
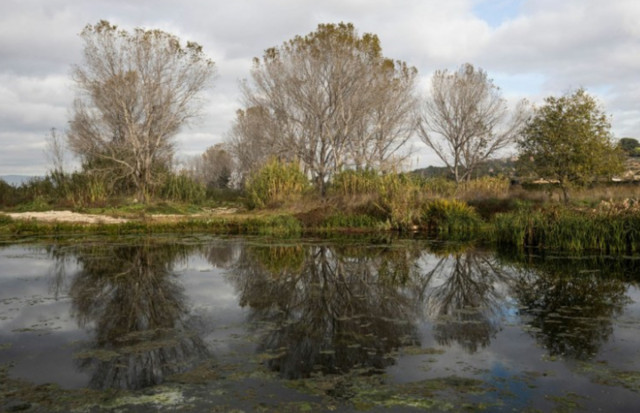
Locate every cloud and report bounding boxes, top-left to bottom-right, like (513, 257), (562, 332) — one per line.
(0, 0), (638, 174)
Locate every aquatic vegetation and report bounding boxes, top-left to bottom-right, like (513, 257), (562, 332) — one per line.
(245, 159), (310, 209)
(494, 205), (640, 253)
(421, 198), (482, 239)
(321, 213), (388, 231)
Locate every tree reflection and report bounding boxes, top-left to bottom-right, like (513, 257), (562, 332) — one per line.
(228, 243), (421, 379)
(511, 257), (632, 360)
(416, 245), (514, 353)
(202, 240), (240, 269)
(51, 240), (209, 389)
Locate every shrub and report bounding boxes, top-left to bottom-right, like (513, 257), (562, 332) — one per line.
(245, 159), (309, 209)
(0, 213), (13, 226)
(322, 213), (388, 230)
(244, 214), (303, 236)
(458, 176), (511, 199)
(420, 177), (457, 198)
(330, 169), (381, 196)
(160, 173), (206, 203)
(421, 199), (481, 238)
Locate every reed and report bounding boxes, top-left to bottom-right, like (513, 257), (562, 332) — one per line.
(245, 159), (309, 209)
(160, 173), (206, 203)
(321, 213), (389, 231)
(329, 170), (426, 230)
(421, 199), (482, 239)
(493, 203), (640, 253)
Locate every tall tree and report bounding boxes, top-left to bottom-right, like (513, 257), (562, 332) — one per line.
(517, 89), (624, 202)
(227, 106), (286, 183)
(235, 23), (418, 194)
(67, 21), (215, 201)
(418, 63), (528, 183)
(189, 143), (234, 189)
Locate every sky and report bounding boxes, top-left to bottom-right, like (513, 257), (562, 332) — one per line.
(1, 0), (639, 176)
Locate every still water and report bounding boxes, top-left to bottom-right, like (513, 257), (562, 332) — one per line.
(1, 236), (640, 411)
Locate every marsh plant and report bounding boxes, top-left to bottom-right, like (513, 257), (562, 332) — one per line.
(245, 158), (310, 209)
(494, 204), (640, 253)
(421, 199), (482, 239)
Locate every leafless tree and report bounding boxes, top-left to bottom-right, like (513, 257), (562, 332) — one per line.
(67, 20), (215, 201)
(417, 63), (528, 183)
(45, 128), (66, 176)
(235, 23), (418, 194)
(186, 143), (234, 189)
(227, 106), (290, 184)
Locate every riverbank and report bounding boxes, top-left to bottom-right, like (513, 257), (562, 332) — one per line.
(3, 197), (640, 254)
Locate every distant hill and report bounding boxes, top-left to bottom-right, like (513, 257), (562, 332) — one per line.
(0, 175), (38, 186)
(411, 158), (516, 179)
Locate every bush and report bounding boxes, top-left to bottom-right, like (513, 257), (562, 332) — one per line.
(329, 170), (426, 230)
(421, 199), (481, 238)
(160, 173), (206, 203)
(0, 213), (13, 226)
(322, 213), (388, 230)
(458, 176), (511, 199)
(245, 159), (309, 209)
(330, 169), (381, 196)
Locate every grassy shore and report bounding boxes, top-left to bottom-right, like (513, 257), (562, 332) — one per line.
(3, 171), (640, 254)
(3, 196), (640, 255)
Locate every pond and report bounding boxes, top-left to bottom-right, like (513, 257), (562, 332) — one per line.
(1, 236), (640, 412)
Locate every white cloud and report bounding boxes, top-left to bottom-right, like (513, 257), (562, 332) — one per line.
(0, 0), (638, 175)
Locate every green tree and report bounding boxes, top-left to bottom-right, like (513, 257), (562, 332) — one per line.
(236, 23), (418, 195)
(517, 89), (623, 202)
(68, 21), (216, 202)
(618, 137), (640, 156)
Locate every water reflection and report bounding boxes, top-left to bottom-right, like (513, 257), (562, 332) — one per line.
(511, 256), (633, 360)
(18, 237), (638, 394)
(228, 243), (421, 379)
(50, 241), (209, 389)
(415, 245), (515, 353)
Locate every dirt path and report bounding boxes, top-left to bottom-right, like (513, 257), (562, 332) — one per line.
(5, 210), (129, 224)
(5, 208), (240, 224)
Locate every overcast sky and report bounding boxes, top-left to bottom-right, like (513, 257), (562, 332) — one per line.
(1, 0), (639, 176)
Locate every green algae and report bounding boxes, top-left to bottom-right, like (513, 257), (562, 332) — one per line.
(402, 345), (446, 356)
(576, 360), (640, 392)
(73, 348), (120, 362)
(286, 372), (490, 411)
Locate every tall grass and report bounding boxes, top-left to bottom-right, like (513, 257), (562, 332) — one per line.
(0, 213), (303, 238)
(321, 212), (389, 231)
(494, 202), (640, 253)
(160, 173), (206, 203)
(457, 176), (511, 200)
(329, 169), (425, 230)
(421, 199), (482, 239)
(245, 159), (309, 209)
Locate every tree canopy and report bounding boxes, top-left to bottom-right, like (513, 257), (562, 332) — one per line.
(517, 89), (624, 202)
(618, 137), (640, 157)
(67, 20), (216, 201)
(417, 63), (528, 183)
(232, 22), (418, 194)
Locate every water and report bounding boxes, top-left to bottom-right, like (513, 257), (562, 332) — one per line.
(1, 236), (640, 411)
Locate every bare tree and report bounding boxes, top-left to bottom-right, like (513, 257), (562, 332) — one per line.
(417, 63), (528, 183)
(187, 143), (234, 189)
(235, 23), (418, 194)
(227, 106), (289, 183)
(67, 21), (215, 201)
(44, 128), (66, 175)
